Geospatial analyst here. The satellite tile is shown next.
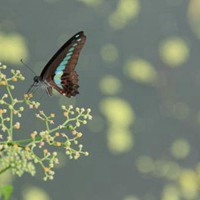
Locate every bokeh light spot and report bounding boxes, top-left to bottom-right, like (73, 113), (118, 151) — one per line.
(179, 169), (198, 199)
(109, 0), (140, 29)
(100, 97), (135, 126)
(22, 186), (50, 200)
(170, 139), (190, 159)
(100, 98), (135, 153)
(100, 44), (119, 63)
(154, 161), (180, 180)
(188, 0), (200, 39)
(0, 32), (28, 64)
(159, 37), (189, 67)
(99, 75), (121, 95)
(108, 127), (133, 153)
(124, 59), (157, 84)
(136, 156), (154, 173)
(161, 185), (180, 200)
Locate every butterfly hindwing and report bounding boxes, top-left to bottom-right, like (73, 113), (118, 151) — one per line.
(41, 31), (86, 97)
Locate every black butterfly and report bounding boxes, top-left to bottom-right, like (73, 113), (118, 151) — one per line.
(27, 31), (86, 97)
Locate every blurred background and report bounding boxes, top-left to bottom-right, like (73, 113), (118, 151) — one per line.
(0, 0), (200, 199)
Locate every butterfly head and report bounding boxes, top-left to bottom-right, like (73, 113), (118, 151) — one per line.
(33, 76), (41, 85)
(26, 76), (45, 95)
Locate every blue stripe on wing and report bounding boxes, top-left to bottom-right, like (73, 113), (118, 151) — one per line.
(53, 42), (79, 87)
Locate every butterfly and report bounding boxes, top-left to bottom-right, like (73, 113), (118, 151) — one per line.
(27, 31), (86, 97)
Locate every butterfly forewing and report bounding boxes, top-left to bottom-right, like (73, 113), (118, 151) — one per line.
(41, 31), (86, 97)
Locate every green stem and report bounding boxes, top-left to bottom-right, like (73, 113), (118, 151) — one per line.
(13, 136), (42, 145)
(0, 165), (11, 175)
(6, 85), (13, 140)
(47, 118), (74, 134)
(45, 120), (50, 131)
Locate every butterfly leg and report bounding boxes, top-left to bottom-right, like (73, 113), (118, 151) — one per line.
(46, 86), (53, 96)
(26, 82), (35, 94)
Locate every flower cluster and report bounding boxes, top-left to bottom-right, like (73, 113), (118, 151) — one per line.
(0, 63), (92, 181)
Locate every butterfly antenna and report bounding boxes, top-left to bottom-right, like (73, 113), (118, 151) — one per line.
(20, 59), (36, 76)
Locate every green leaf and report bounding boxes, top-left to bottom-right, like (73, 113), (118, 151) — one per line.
(0, 185), (13, 200)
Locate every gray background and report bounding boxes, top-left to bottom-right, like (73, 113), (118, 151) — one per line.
(1, 0), (200, 200)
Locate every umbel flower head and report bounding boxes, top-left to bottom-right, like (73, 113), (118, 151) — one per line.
(0, 62), (92, 181)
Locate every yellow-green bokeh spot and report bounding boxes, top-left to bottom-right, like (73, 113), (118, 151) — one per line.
(100, 44), (119, 63)
(188, 0), (200, 39)
(136, 156), (154, 173)
(100, 98), (134, 154)
(100, 97), (135, 126)
(109, 0), (140, 30)
(154, 160), (180, 180)
(99, 75), (121, 95)
(161, 185), (180, 200)
(159, 37), (189, 67)
(0, 32), (28, 64)
(124, 59), (158, 84)
(22, 186), (50, 200)
(170, 139), (190, 159)
(108, 127), (133, 153)
(178, 169), (199, 199)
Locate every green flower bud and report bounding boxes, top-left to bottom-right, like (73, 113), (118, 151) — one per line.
(67, 125), (74, 131)
(10, 85), (15, 90)
(85, 152), (89, 156)
(19, 107), (24, 111)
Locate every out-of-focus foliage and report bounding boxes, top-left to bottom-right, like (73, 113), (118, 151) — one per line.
(159, 37), (189, 67)
(22, 186), (50, 200)
(136, 136), (200, 200)
(188, 0), (200, 39)
(170, 139), (190, 159)
(162, 185), (180, 200)
(0, 185), (13, 200)
(100, 98), (134, 153)
(124, 58), (158, 84)
(109, 0), (140, 30)
(100, 44), (119, 63)
(0, 32), (28, 64)
(100, 98), (134, 126)
(99, 75), (121, 95)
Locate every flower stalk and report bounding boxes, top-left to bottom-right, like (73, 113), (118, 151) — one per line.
(0, 63), (92, 181)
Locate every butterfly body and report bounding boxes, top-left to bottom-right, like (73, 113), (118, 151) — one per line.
(28, 31), (86, 97)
